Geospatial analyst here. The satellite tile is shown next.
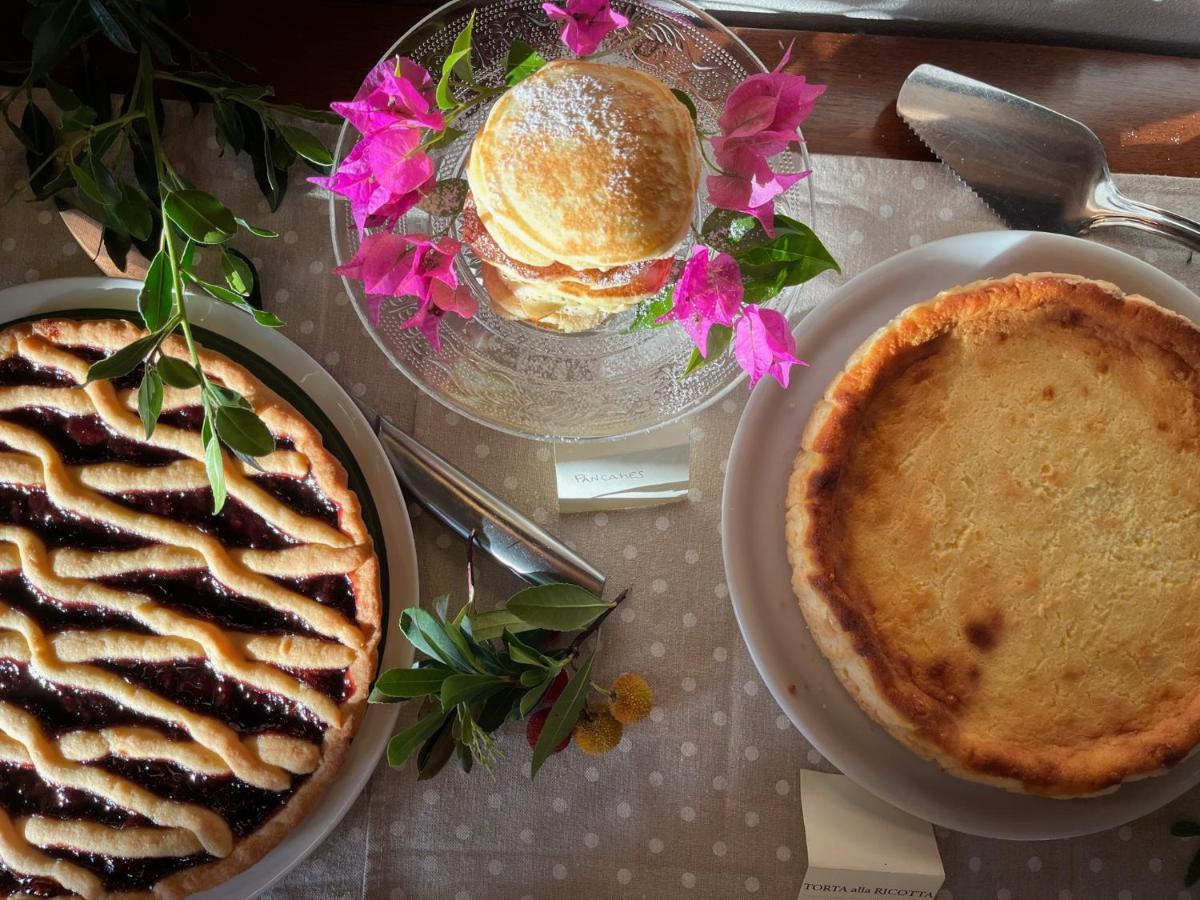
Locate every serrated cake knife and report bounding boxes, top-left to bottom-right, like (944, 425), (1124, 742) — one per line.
(896, 64), (1200, 251)
(352, 399), (606, 597)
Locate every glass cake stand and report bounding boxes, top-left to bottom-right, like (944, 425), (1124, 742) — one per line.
(328, 0), (818, 441)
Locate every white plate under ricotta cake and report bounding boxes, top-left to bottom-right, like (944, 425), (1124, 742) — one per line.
(787, 272), (1200, 798)
(724, 231), (1200, 839)
(0, 316), (382, 899)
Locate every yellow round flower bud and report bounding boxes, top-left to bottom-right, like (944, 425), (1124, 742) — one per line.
(574, 705), (623, 755)
(609, 672), (654, 725)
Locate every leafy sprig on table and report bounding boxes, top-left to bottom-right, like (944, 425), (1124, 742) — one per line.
(3, 0), (338, 510)
(373, 578), (633, 780)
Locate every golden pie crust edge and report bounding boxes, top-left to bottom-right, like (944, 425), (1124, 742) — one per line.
(14, 318), (382, 897)
(784, 272), (1200, 797)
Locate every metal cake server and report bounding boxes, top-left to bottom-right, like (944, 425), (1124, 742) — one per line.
(897, 64), (1200, 252)
(352, 399), (606, 597)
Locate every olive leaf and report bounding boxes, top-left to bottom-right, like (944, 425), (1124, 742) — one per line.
(213, 99), (245, 154)
(374, 666), (454, 699)
(466, 608), (534, 643)
(502, 629), (554, 668)
(87, 0), (135, 53)
(157, 356), (201, 389)
(164, 189), (237, 244)
(531, 650), (594, 778)
(201, 414), (227, 513)
(387, 709), (450, 767)
(440, 673), (502, 710)
(114, 181), (153, 241)
(137, 251), (171, 331)
(401, 608), (479, 673)
(506, 583), (614, 632)
(214, 405), (275, 457)
(189, 273), (283, 327)
(279, 125), (333, 167)
(519, 680), (553, 716)
(18, 100), (58, 198)
(137, 366), (163, 438)
(416, 716), (457, 780)
(220, 249), (253, 295)
(235, 217), (278, 238)
(85, 332), (158, 383)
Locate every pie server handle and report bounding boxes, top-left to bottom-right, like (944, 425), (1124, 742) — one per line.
(371, 413), (607, 597)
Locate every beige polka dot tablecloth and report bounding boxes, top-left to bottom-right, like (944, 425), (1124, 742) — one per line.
(2, 103), (1200, 900)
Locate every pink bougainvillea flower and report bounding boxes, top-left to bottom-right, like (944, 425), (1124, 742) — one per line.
(401, 282), (479, 351)
(707, 140), (809, 236)
(332, 56), (444, 134)
(309, 124), (434, 232)
(657, 246), (744, 352)
(333, 233), (466, 334)
(733, 304), (806, 388)
(543, 0), (629, 56)
(364, 125), (435, 196)
(717, 41), (825, 158)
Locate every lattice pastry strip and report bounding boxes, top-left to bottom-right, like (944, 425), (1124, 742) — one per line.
(0, 531), (348, 728)
(0, 319), (382, 899)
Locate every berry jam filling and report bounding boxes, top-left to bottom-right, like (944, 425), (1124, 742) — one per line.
(249, 474), (338, 527)
(0, 659), (185, 739)
(95, 659), (325, 743)
(277, 666), (350, 703)
(271, 572), (357, 620)
(0, 408), (184, 467)
(96, 757), (306, 839)
(0, 865), (64, 898)
(43, 847), (213, 893)
(99, 569), (322, 638)
(0, 485), (152, 551)
(105, 490), (295, 551)
(0, 356), (76, 389)
(60, 346), (143, 393)
(0, 762), (149, 829)
(156, 406), (204, 432)
(0, 571), (150, 635)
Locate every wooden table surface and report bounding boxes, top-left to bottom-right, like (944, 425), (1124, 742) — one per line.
(177, 0), (1200, 177)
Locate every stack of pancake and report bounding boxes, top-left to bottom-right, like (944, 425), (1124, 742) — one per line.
(465, 60), (700, 332)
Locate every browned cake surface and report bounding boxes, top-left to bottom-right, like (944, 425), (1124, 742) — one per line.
(786, 273), (1200, 796)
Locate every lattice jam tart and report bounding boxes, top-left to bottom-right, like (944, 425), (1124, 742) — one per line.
(0, 319), (381, 898)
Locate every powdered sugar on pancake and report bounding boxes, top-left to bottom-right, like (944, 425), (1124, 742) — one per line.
(508, 71), (628, 141)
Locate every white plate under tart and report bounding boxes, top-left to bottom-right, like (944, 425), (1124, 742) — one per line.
(723, 231), (1200, 840)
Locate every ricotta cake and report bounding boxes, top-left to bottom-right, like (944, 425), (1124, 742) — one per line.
(786, 273), (1200, 797)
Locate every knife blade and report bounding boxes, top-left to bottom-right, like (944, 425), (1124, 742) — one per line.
(352, 399), (607, 597)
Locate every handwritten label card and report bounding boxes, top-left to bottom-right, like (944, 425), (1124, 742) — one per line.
(799, 771), (944, 900)
(554, 424), (690, 512)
